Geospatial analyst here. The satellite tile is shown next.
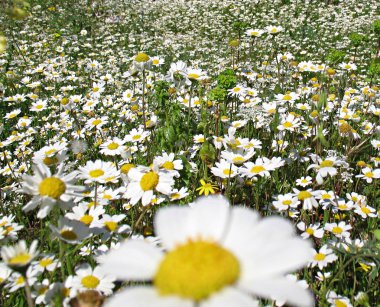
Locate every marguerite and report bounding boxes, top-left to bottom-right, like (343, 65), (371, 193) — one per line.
(100, 196), (313, 307)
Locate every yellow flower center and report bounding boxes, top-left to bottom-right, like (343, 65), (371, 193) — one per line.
(104, 221), (118, 232)
(332, 227), (343, 234)
(250, 165), (265, 174)
(43, 156), (58, 166)
(132, 134), (141, 140)
(283, 121), (293, 128)
(282, 200), (292, 206)
(283, 94), (292, 101)
(135, 52), (150, 63)
(361, 207), (371, 215)
(80, 215), (94, 225)
(364, 172), (374, 178)
(107, 142), (119, 150)
(153, 59), (159, 65)
(188, 73), (200, 80)
(223, 169), (233, 176)
(8, 253), (32, 266)
(306, 228), (314, 235)
(162, 161), (175, 170)
(140, 172), (159, 191)
(171, 193), (180, 199)
(92, 119), (102, 126)
(335, 300), (347, 307)
(314, 253), (326, 261)
(89, 169), (104, 178)
(39, 177), (66, 200)
(60, 230), (78, 241)
(154, 240), (240, 301)
(232, 156), (244, 164)
(81, 275), (100, 289)
(298, 191), (312, 200)
(39, 258), (53, 267)
(120, 163), (135, 174)
(320, 160), (333, 167)
(16, 276), (25, 285)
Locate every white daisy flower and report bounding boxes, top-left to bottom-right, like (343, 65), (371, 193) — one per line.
(21, 163), (85, 219)
(78, 160), (120, 184)
(101, 195), (313, 307)
(310, 245), (337, 269)
(1, 240), (38, 271)
(50, 217), (91, 244)
(211, 159), (238, 179)
(125, 166), (175, 206)
(71, 264), (115, 296)
(324, 222), (352, 239)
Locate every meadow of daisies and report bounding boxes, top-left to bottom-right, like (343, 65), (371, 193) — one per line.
(0, 0), (380, 306)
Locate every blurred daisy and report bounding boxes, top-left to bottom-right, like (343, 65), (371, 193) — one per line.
(1, 240), (38, 272)
(101, 195), (313, 307)
(50, 217), (90, 244)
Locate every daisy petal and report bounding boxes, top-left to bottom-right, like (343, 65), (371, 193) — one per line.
(105, 287), (193, 307)
(201, 287), (259, 307)
(100, 240), (163, 280)
(240, 277), (314, 307)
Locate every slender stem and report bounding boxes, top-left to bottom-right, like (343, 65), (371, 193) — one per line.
(142, 69), (146, 130)
(24, 276), (35, 307)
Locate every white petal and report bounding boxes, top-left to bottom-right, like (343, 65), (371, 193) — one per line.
(201, 287), (259, 307)
(100, 240), (163, 281)
(154, 207), (191, 249)
(187, 195), (231, 242)
(105, 287), (193, 307)
(222, 207), (260, 255)
(239, 277), (314, 307)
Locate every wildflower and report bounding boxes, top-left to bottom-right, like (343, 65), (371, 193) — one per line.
(297, 222), (324, 239)
(310, 245), (338, 269)
(21, 163), (85, 219)
(211, 159), (238, 179)
(196, 179), (218, 196)
(79, 160), (119, 184)
(100, 196), (313, 307)
(71, 264), (115, 296)
(356, 167), (380, 183)
(1, 240), (38, 272)
(324, 222), (352, 239)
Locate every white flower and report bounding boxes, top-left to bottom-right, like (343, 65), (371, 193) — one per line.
(310, 245), (337, 269)
(21, 163), (84, 219)
(71, 264), (115, 296)
(324, 222), (352, 239)
(211, 159), (238, 179)
(101, 196), (313, 307)
(1, 240), (38, 270)
(78, 160), (120, 184)
(356, 167), (380, 183)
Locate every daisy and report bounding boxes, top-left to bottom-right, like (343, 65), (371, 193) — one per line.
(292, 189), (320, 210)
(266, 25), (284, 34)
(324, 222), (352, 239)
(307, 156), (339, 184)
(245, 29), (264, 37)
(100, 137), (126, 156)
(21, 163), (85, 219)
(221, 149), (255, 165)
(327, 291), (353, 307)
(33, 254), (60, 273)
(71, 264), (115, 296)
(272, 194), (300, 211)
(170, 187), (189, 201)
(296, 176), (313, 187)
(50, 217), (91, 244)
(125, 128), (150, 143)
(65, 203), (105, 228)
(33, 279), (51, 305)
(356, 167), (380, 183)
(85, 116), (108, 130)
(1, 240), (38, 271)
(78, 160), (119, 184)
(297, 222), (324, 239)
(211, 159), (238, 179)
(310, 245), (338, 269)
(100, 196), (313, 307)
(99, 214), (130, 238)
(125, 166), (175, 206)
(30, 100), (48, 112)
(354, 203), (377, 219)
(277, 114), (301, 132)
(153, 152), (183, 177)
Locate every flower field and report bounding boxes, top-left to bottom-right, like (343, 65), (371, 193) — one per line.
(0, 0), (380, 306)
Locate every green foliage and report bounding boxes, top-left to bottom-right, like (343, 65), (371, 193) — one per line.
(207, 87), (227, 102)
(217, 69), (237, 89)
(326, 49), (346, 64)
(348, 32), (368, 47)
(373, 19), (380, 35)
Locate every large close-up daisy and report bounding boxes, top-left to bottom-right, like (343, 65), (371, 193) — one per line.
(101, 195), (313, 307)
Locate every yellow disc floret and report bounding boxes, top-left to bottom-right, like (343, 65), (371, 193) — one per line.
(39, 177), (66, 200)
(140, 172), (159, 191)
(135, 52), (150, 63)
(8, 253), (32, 266)
(81, 275), (100, 289)
(154, 240), (240, 301)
